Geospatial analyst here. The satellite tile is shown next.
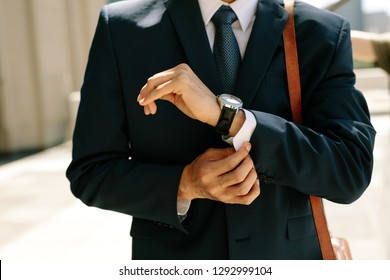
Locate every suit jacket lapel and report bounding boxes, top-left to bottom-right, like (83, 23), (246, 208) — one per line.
(164, 0), (222, 94)
(236, 0), (289, 106)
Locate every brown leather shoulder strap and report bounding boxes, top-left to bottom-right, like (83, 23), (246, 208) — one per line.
(283, 0), (302, 125)
(283, 0), (336, 260)
(310, 196), (337, 259)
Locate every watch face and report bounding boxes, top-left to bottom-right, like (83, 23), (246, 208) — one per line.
(220, 94), (243, 108)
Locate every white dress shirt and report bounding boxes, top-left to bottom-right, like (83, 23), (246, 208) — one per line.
(198, 0), (258, 59)
(178, 0), (258, 216)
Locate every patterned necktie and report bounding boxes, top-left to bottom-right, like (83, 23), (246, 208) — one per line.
(211, 5), (241, 94)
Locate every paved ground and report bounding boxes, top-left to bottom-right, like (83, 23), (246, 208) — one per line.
(0, 142), (132, 259)
(0, 69), (389, 260)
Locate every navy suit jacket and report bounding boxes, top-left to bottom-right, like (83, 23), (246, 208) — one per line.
(66, 0), (376, 259)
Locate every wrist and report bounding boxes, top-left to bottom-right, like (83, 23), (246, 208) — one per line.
(208, 98), (222, 127)
(178, 165), (194, 201)
(228, 109), (245, 137)
(214, 94), (244, 136)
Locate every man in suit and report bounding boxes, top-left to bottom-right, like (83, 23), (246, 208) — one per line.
(66, 0), (376, 259)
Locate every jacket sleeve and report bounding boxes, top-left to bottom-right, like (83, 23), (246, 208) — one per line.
(66, 6), (186, 233)
(249, 18), (376, 204)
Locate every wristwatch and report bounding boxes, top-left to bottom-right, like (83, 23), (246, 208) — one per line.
(215, 94), (243, 136)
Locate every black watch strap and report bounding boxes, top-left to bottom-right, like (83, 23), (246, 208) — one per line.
(215, 106), (237, 136)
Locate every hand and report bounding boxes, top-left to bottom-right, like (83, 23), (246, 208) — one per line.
(178, 142), (261, 205)
(137, 63), (220, 126)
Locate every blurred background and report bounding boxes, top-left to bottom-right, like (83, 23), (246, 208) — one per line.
(0, 0), (389, 259)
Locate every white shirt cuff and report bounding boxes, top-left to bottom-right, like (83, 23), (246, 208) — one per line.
(223, 109), (256, 150)
(177, 199), (191, 216)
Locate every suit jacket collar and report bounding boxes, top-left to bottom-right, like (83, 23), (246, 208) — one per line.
(165, 0), (289, 105)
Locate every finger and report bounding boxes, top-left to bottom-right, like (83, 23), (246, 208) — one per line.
(228, 167), (258, 196)
(144, 105), (150, 115)
(213, 173), (259, 205)
(220, 156), (255, 188)
(143, 103), (157, 115)
(141, 80), (178, 107)
(212, 142), (251, 175)
(138, 69), (178, 104)
(147, 102), (157, 115)
(234, 179), (261, 205)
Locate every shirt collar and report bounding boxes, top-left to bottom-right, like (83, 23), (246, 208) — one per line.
(198, 0), (258, 32)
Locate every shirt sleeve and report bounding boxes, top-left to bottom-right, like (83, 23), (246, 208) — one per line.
(223, 109), (257, 150)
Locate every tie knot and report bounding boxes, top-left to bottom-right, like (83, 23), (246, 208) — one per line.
(211, 5), (238, 26)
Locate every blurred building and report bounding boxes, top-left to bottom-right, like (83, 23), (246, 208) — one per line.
(332, 0), (364, 30)
(364, 12), (390, 33)
(0, 0), (106, 154)
(333, 0), (390, 33)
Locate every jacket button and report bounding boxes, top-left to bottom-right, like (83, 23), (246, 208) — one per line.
(265, 178), (274, 184)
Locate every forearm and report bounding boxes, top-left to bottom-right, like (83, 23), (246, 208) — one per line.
(67, 156), (187, 231)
